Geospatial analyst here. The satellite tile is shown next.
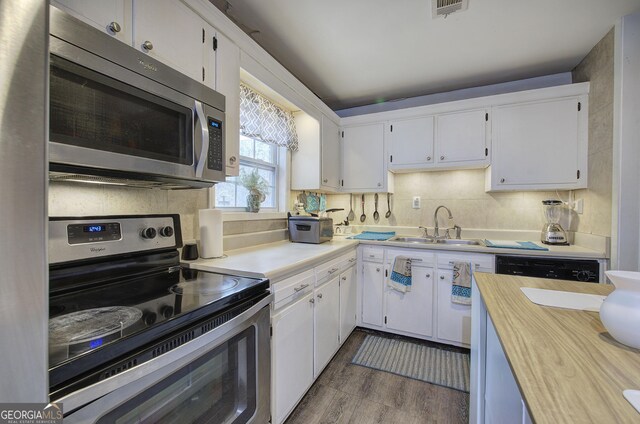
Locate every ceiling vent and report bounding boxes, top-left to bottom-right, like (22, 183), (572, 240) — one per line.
(432, 0), (468, 18)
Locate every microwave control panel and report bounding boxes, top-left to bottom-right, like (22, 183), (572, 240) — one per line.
(207, 118), (224, 171)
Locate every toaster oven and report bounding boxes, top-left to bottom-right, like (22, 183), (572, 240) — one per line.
(288, 216), (334, 244)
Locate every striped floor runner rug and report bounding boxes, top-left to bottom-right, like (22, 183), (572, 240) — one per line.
(351, 334), (470, 393)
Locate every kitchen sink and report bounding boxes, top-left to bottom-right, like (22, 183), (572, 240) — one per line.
(389, 236), (485, 246)
(389, 236), (434, 244)
(435, 239), (485, 246)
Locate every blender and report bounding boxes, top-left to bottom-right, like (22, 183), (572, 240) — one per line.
(541, 200), (569, 245)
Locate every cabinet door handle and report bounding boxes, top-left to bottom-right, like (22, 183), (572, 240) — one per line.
(317, 293), (323, 299)
(500, 178), (506, 183)
(342, 276), (347, 280)
(440, 155), (445, 160)
(294, 283), (309, 292)
(377, 182), (382, 187)
(108, 22), (121, 33)
(229, 156), (237, 164)
(426, 273), (431, 278)
(309, 298), (315, 304)
(376, 267), (380, 272)
(427, 156), (431, 161)
(323, 178), (328, 183)
(142, 40), (154, 51)
(349, 258), (356, 263)
(440, 275), (445, 280)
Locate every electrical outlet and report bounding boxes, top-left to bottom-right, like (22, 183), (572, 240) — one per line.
(412, 196), (421, 209)
(574, 198), (584, 214)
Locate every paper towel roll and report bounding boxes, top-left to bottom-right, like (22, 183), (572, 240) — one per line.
(199, 209), (223, 258)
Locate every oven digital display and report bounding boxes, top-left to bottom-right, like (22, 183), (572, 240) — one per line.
(84, 225), (106, 233)
(68, 222), (122, 245)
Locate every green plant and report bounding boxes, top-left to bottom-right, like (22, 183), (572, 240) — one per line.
(239, 169), (269, 200)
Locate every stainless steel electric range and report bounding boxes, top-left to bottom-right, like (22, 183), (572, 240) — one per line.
(48, 214), (272, 423)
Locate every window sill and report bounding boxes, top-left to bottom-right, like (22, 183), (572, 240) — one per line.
(222, 211), (288, 222)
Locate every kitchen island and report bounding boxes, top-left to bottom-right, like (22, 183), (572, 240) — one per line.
(471, 273), (640, 423)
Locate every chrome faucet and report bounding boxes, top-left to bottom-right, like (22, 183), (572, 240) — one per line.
(433, 205), (453, 239)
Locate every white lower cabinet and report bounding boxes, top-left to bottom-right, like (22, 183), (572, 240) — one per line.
(339, 265), (358, 342)
(314, 276), (341, 378)
(359, 246), (494, 347)
(271, 289), (314, 424)
(436, 253), (494, 346)
(384, 249), (435, 338)
(385, 267), (434, 337)
(361, 260), (385, 327)
(271, 250), (357, 424)
(436, 269), (472, 345)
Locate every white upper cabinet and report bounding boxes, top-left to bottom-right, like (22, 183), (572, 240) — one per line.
(487, 95), (587, 191)
(321, 117), (341, 191)
(291, 113), (341, 192)
(51, 0), (133, 44)
(133, 0), (214, 85)
(341, 123), (393, 192)
(215, 31), (240, 176)
(388, 116), (434, 169)
(435, 108), (489, 166)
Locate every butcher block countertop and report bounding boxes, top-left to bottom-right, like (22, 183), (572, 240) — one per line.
(474, 273), (640, 424)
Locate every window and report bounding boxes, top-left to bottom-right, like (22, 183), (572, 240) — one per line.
(215, 135), (278, 209)
(215, 82), (298, 210)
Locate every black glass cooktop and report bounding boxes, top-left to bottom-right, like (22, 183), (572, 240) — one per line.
(48, 266), (268, 391)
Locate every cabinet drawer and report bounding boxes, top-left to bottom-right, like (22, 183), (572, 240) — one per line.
(272, 269), (315, 310)
(336, 250), (357, 272)
(361, 247), (384, 262)
(437, 252), (494, 271)
(315, 257), (342, 285)
(386, 248), (435, 267)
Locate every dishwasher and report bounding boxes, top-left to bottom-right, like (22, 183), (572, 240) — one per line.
(495, 255), (604, 283)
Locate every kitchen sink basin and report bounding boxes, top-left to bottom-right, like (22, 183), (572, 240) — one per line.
(435, 239), (485, 246)
(389, 236), (434, 244)
(389, 236), (485, 246)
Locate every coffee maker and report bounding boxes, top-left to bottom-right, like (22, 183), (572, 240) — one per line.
(541, 200), (569, 245)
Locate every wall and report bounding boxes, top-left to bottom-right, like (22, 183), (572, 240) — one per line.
(326, 170), (568, 233)
(572, 28), (615, 237)
(49, 183), (208, 241)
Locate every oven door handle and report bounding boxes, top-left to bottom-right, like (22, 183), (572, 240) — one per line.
(194, 100), (208, 178)
(59, 293), (273, 415)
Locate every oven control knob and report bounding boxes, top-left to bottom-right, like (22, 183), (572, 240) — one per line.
(141, 227), (157, 239)
(159, 226), (174, 238)
(160, 305), (174, 319)
(576, 270), (591, 282)
(143, 311), (157, 326)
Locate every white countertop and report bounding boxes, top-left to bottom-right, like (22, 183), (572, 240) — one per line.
(184, 239), (359, 282)
(184, 236), (606, 284)
(355, 238), (607, 259)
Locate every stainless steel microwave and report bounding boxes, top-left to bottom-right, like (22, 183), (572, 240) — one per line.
(48, 6), (225, 189)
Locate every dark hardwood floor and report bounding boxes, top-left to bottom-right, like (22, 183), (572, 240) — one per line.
(284, 329), (469, 424)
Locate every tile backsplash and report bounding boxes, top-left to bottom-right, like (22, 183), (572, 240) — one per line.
(48, 182), (208, 241)
(325, 169), (580, 234)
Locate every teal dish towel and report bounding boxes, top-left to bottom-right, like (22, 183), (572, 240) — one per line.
(452, 262), (471, 305)
(484, 240), (549, 251)
(348, 231), (396, 241)
(389, 256), (412, 293)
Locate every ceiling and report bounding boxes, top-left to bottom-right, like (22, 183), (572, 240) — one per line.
(214, 0), (640, 111)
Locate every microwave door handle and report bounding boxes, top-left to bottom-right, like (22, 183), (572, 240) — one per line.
(194, 101), (208, 178)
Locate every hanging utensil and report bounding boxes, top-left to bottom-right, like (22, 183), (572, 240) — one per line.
(347, 194), (355, 221)
(385, 193), (392, 218)
(360, 194), (366, 222)
(373, 193), (380, 221)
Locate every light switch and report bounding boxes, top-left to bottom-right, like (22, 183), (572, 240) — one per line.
(412, 196), (421, 209)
